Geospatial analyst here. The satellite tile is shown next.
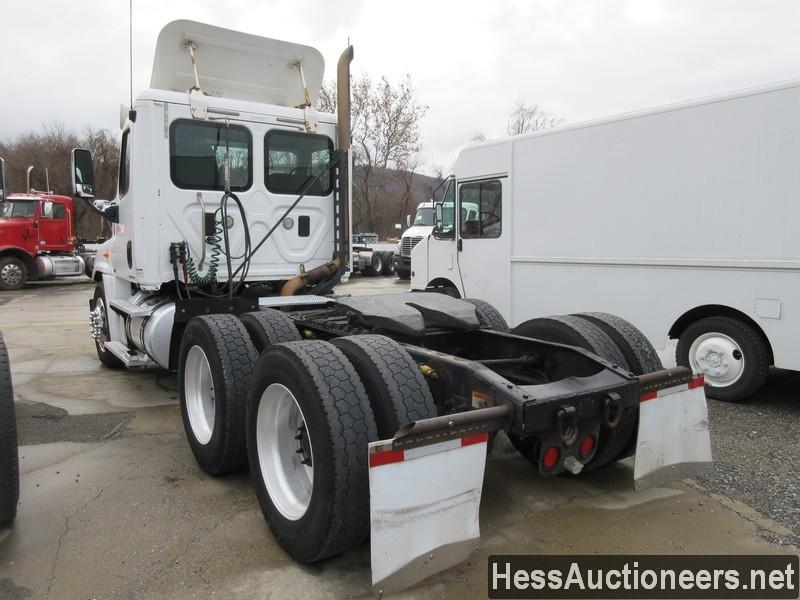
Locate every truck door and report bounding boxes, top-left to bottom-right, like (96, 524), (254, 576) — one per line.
(425, 179), (457, 285)
(455, 177), (510, 315)
(38, 201), (72, 252)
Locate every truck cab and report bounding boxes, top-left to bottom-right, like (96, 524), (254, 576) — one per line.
(394, 201), (436, 280)
(0, 188), (84, 289)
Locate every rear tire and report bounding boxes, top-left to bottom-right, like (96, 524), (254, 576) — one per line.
(240, 309), (301, 353)
(0, 335), (19, 527)
(178, 315), (258, 475)
(331, 334), (437, 438)
(676, 316), (769, 402)
(92, 284), (124, 368)
(465, 298), (509, 332)
(380, 252), (396, 276)
(247, 341), (377, 562)
(364, 252), (383, 277)
(573, 312), (662, 375)
(396, 268), (411, 281)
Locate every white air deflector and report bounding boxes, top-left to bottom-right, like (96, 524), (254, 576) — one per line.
(151, 20), (324, 107)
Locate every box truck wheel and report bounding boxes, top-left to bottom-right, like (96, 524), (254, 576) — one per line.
(179, 315), (258, 475)
(331, 334), (437, 438)
(91, 284), (124, 369)
(0, 257), (27, 291)
(364, 252), (384, 277)
(240, 309), (301, 354)
(246, 341), (377, 562)
(465, 298), (509, 332)
(510, 315), (633, 470)
(0, 335), (19, 527)
(573, 312), (663, 375)
(380, 252), (396, 276)
(676, 316), (769, 402)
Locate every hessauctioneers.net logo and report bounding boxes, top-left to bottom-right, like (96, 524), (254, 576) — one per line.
(488, 555), (799, 599)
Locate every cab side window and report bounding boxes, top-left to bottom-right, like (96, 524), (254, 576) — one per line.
(459, 179), (502, 239)
(119, 129), (131, 196)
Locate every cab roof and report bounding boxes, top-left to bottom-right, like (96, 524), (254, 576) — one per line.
(151, 20), (324, 108)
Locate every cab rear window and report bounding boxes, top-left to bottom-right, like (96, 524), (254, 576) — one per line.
(265, 130), (333, 196)
(170, 120), (252, 191)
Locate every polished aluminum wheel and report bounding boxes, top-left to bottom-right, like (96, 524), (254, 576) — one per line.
(256, 383), (314, 521)
(0, 263), (23, 288)
(184, 345), (215, 445)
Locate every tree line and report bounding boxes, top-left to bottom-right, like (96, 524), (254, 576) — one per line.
(0, 77), (561, 239)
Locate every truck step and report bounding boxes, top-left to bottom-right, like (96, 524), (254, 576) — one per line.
(258, 295), (334, 308)
(103, 342), (154, 368)
(109, 299), (154, 318)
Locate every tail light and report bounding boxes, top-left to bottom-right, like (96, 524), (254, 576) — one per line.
(542, 446), (560, 470)
(579, 435), (595, 459)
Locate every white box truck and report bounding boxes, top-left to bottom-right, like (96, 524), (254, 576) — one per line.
(412, 78), (800, 402)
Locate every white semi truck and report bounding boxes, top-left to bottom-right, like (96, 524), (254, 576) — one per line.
(74, 20), (711, 592)
(413, 78), (800, 402)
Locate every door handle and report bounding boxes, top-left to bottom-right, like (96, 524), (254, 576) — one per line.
(457, 239), (463, 251)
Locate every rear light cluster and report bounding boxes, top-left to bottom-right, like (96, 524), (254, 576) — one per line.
(541, 435), (596, 471)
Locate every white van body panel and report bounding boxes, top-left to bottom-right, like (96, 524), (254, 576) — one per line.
(416, 78), (800, 370)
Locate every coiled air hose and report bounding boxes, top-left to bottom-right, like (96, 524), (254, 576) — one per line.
(185, 209), (223, 285)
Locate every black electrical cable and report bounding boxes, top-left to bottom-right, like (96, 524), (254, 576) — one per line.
(226, 156), (339, 286)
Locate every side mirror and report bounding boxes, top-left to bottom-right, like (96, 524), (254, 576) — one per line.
(406, 214), (411, 228)
(394, 223), (402, 231)
(0, 157), (6, 201)
(71, 148), (96, 199)
(434, 202), (444, 231)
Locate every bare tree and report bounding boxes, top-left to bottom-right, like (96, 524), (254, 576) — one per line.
(506, 101), (562, 136)
(316, 74), (428, 236)
(0, 122), (119, 236)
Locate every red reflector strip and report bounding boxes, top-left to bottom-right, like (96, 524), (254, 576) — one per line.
(640, 391), (658, 402)
(461, 432), (489, 447)
(369, 449), (404, 468)
(688, 375), (705, 389)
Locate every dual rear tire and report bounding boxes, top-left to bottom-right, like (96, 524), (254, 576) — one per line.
(0, 334), (19, 527)
(177, 312), (435, 563)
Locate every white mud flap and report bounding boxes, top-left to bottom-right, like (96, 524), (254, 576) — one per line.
(368, 432), (488, 594)
(634, 374), (712, 489)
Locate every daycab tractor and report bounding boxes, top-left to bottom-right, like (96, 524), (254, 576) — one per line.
(394, 200), (435, 280)
(0, 161), (87, 290)
(72, 20), (712, 593)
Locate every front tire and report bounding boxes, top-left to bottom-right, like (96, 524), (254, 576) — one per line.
(91, 284), (124, 368)
(676, 316), (769, 402)
(0, 335), (19, 527)
(0, 257), (27, 291)
(178, 315), (258, 475)
(396, 267), (411, 281)
(247, 341), (377, 562)
(380, 252), (396, 276)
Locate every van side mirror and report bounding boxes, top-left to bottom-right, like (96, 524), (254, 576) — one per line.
(394, 223), (402, 231)
(434, 202), (444, 231)
(0, 157), (6, 201)
(406, 214), (411, 228)
(71, 148), (96, 199)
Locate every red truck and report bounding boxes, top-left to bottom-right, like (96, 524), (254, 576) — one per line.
(0, 159), (90, 290)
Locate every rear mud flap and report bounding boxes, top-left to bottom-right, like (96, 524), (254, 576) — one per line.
(634, 373), (712, 489)
(368, 433), (488, 594)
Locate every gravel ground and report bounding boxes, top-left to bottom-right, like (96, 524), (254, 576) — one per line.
(695, 368), (800, 545)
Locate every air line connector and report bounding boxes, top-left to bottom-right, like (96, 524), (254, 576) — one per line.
(168, 242), (187, 265)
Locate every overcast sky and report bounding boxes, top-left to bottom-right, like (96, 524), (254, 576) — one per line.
(1, 0), (799, 173)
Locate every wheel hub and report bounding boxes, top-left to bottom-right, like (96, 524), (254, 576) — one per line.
(689, 333), (745, 387)
(89, 302), (106, 341)
(1, 263), (23, 287)
(256, 383), (314, 521)
(184, 345), (216, 445)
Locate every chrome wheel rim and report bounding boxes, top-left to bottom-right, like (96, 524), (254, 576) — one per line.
(256, 383), (314, 521)
(184, 345), (215, 445)
(1, 263), (23, 287)
(689, 332), (745, 387)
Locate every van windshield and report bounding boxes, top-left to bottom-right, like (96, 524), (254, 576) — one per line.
(413, 207), (434, 226)
(1, 199), (37, 218)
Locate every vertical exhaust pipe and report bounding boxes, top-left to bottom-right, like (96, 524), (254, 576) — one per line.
(336, 45), (353, 262)
(26, 166), (34, 193)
